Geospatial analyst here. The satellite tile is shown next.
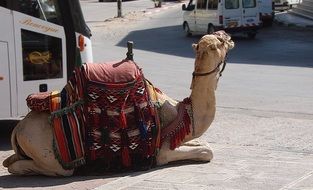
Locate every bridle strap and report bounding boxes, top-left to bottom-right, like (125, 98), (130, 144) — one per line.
(219, 60), (227, 77)
(219, 54), (228, 77)
(192, 59), (226, 78)
(192, 52), (228, 78)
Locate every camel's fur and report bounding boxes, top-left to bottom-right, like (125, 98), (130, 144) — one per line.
(3, 32), (234, 176)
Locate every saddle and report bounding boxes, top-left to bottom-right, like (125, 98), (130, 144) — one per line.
(27, 60), (160, 170)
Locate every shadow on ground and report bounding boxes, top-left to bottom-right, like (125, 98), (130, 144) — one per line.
(0, 121), (18, 151)
(117, 24), (313, 68)
(0, 161), (206, 188)
(0, 173), (120, 189)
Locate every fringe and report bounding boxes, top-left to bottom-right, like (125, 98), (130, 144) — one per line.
(53, 137), (86, 170)
(121, 147), (131, 167)
(161, 98), (193, 150)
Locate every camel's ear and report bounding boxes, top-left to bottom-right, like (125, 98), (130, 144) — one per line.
(192, 43), (198, 51)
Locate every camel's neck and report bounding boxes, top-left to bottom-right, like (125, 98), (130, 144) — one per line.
(190, 61), (217, 137)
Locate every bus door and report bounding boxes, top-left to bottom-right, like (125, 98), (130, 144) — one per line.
(0, 43), (11, 118)
(13, 11), (67, 116)
(0, 7), (15, 118)
(223, 0), (242, 29)
(195, 0), (209, 33)
(195, 0), (219, 32)
(242, 0), (259, 27)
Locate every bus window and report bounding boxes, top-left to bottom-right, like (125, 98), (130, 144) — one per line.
(225, 0), (239, 9)
(197, 0), (208, 9)
(208, 0), (218, 9)
(38, 0), (62, 24)
(0, 0), (7, 8)
(243, 0), (256, 8)
(21, 29), (63, 81)
(13, 0), (62, 25)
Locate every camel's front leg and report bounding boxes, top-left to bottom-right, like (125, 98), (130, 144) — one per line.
(182, 138), (208, 147)
(156, 140), (213, 166)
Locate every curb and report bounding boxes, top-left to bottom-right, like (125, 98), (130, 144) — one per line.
(274, 19), (313, 30)
(274, 11), (313, 30)
(144, 1), (183, 15)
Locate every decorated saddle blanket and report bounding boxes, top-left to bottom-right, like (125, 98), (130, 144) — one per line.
(83, 61), (160, 170)
(26, 60), (160, 170)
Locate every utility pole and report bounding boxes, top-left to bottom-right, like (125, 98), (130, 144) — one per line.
(117, 0), (122, 17)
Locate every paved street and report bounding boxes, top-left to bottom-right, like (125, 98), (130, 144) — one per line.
(1, 1), (313, 189)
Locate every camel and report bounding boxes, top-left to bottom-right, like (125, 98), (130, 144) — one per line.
(2, 31), (234, 176)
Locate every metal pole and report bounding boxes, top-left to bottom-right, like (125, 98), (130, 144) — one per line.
(117, 0), (122, 17)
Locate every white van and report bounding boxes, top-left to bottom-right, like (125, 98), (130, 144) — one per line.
(258, 0), (274, 26)
(182, 0), (261, 38)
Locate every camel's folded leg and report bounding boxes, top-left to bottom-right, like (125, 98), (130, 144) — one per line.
(156, 141), (213, 166)
(7, 159), (73, 176)
(182, 138), (207, 147)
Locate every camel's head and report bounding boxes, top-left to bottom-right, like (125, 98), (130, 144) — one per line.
(192, 31), (234, 75)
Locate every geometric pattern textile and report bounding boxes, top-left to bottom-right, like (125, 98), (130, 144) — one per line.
(26, 59), (193, 171)
(83, 60), (159, 170)
(26, 59), (160, 171)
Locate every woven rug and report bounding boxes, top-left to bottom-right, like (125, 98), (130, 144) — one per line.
(83, 61), (160, 169)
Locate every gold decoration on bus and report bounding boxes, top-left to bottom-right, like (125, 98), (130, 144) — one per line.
(27, 51), (52, 64)
(19, 18), (59, 33)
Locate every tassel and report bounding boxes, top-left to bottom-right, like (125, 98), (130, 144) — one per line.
(120, 111), (127, 129)
(170, 135), (176, 150)
(149, 106), (155, 116)
(151, 123), (157, 137)
(170, 138), (174, 150)
(141, 140), (147, 156)
(180, 125), (185, 141)
(175, 133), (180, 147)
(101, 127), (109, 144)
(155, 109), (161, 149)
(139, 120), (147, 139)
(147, 143), (152, 156)
(122, 147), (131, 167)
(91, 150), (96, 161)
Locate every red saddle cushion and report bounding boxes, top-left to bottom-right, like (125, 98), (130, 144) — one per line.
(83, 60), (142, 84)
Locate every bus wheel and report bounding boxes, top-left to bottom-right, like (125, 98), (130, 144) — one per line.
(207, 24), (214, 34)
(247, 32), (256, 39)
(183, 22), (192, 37)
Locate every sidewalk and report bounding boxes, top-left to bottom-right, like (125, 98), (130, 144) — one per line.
(80, 0), (182, 24)
(93, 108), (313, 190)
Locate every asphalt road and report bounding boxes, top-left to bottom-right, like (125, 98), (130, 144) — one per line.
(89, 5), (313, 116)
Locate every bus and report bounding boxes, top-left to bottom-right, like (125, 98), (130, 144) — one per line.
(0, 0), (93, 120)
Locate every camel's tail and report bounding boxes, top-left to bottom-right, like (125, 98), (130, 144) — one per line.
(2, 125), (25, 167)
